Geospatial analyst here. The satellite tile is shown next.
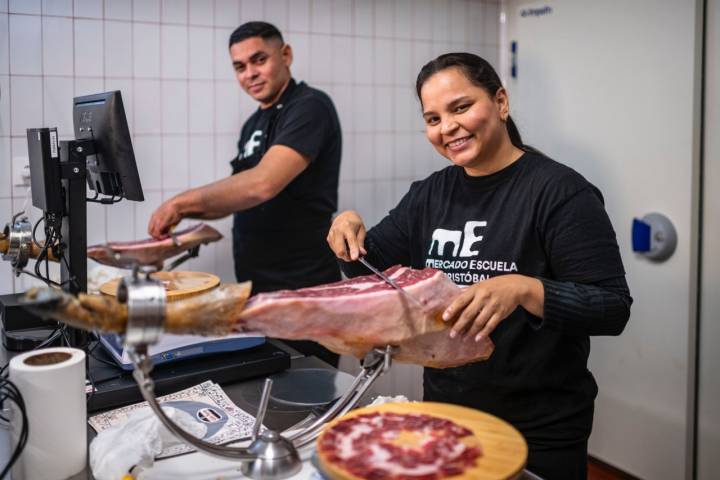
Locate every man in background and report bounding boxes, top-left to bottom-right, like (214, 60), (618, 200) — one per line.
(148, 21), (342, 366)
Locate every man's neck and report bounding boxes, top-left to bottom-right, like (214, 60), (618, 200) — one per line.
(259, 77), (292, 109)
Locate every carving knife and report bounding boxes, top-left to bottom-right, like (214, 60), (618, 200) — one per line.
(357, 257), (425, 309)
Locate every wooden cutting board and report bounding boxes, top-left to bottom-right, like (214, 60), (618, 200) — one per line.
(99, 271), (220, 302)
(317, 401), (527, 480)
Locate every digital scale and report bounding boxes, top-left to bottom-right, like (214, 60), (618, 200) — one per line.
(87, 338), (291, 412)
(98, 333), (266, 370)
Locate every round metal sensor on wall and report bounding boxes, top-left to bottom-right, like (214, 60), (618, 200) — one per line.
(643, 213), (678, 261)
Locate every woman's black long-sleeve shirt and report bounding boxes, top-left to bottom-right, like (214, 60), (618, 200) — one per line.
(341, 152), (632, 449)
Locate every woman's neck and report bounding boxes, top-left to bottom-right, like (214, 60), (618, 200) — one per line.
(463, 135), (525, 177)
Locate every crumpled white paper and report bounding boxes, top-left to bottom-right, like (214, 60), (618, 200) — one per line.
(89, 406), (207, 480)
(369, 395), (410, 406)
(87, 265), (126, 294)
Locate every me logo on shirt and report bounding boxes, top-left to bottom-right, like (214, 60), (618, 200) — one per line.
(243, 130), (263, 158)
(428, 221), (487, 257)
(426, 220), (518, 284)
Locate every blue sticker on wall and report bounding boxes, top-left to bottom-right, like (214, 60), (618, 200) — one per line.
(632, 218), (652, 252)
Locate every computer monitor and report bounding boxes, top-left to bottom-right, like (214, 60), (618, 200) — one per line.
(73, 91), (144, 201)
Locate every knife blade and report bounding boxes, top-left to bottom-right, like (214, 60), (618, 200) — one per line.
(357, 257), (425, 309)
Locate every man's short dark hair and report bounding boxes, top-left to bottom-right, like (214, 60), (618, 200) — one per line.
(228, 21), (284, 48)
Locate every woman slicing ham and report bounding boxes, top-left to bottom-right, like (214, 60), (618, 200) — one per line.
(326, 53), (632, 480)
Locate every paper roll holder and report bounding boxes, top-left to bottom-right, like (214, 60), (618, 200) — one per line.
(120, 266), (394, 479)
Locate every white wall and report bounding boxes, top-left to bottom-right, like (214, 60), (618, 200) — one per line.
(0, 0), (501, 399)
(503, 1), (702, 478)
(698, 0), (720, 477)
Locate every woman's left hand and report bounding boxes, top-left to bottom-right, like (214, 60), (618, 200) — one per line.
(442, 274), (543, 342)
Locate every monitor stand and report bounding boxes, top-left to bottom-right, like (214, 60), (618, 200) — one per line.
(86, 340), (291, 412)
(58, 139), (93, 347)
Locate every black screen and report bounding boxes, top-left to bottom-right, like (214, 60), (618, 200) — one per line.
(73, 91), (144, 201)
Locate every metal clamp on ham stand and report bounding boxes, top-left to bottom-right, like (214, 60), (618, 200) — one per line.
(119, 267), (395, 479)
(1, 212), (33, 272)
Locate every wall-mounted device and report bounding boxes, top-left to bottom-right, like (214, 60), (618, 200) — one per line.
(632, 213), (677, 262)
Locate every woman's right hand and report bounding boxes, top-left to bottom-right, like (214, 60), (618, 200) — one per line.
(327, 210), (367, 261)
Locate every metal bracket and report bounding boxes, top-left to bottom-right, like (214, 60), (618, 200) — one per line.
(120, 271), (302, 478)
(166, 245), (201, 271)
(120, 272), (394, 477)
(2, 212), (33, 273)
(59, 161), (86, 179)
(286, 345), (395, 452)
(127, 343), (394, 475)
(120, 266), (166, 348)
(127, 345), (303, 478)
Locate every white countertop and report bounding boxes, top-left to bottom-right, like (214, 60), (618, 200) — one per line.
(137, 451), (322, 480)
(135, 426), (323, 480)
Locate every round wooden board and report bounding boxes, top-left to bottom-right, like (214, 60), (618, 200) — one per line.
(317, 401), (527, 480)
(99, 271), (220, 302)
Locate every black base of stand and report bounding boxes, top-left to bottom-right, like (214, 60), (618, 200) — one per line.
(0, 292), (60, 351)
(2, 327), (58, 351)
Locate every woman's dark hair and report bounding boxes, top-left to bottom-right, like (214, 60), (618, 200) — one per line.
(416, 52), (525, 151)
(229, 21), (283, 49)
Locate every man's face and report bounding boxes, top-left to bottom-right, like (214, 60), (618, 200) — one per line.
(230, 36), (292, 108)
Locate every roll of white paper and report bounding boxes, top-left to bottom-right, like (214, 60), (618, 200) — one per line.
(9, 347), (87, 480)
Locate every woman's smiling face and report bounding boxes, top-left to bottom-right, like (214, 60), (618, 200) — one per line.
(420, 67), (510, 174)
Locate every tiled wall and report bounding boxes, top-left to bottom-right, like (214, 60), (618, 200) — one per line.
(0, 0), (500, 397)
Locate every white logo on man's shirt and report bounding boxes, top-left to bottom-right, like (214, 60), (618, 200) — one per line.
(243, 130), (263, 158)
(428, 221), (487, 258)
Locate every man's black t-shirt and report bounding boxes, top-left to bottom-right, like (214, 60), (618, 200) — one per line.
(346, 152), (629, 449)
(231, 79), (341, 293)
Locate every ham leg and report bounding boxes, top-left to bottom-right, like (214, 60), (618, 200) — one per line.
(23, 267), (494, 369)
(235, 266), (495, 368)
(23, 282), (251, 334)
(86, 223), (222, 268)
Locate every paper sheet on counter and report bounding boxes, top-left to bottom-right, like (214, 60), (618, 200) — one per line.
(89, 380), (259, 458)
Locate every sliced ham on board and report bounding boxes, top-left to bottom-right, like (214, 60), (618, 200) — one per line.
(22, 266), (494, 368)
(86, 223), (222, 268)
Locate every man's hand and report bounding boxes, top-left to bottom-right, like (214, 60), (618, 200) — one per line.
(148, 197), (182, 239)
(442, 274), (544, 342)
(326, 210), (367, 261)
